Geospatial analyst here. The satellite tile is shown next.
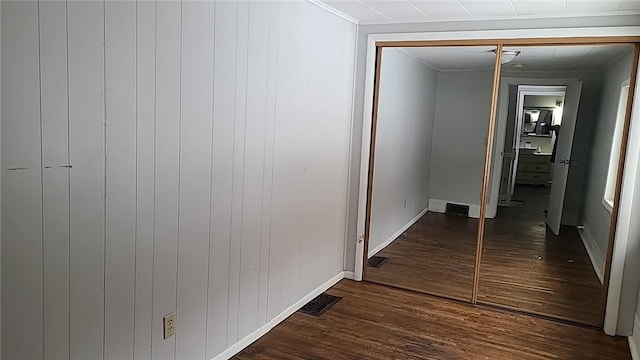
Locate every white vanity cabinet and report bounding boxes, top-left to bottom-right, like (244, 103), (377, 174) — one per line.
(516, 148), (552, 186)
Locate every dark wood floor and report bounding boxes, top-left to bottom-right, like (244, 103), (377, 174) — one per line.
(365, 185), (603, 325)
(235, 280), (630, 359)
(480, 185), (603, 325)
(366, 213), (477, 301)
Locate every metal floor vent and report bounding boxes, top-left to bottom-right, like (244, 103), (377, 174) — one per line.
(298, 293), (341, 317)
(446, 203), (470, 217)
(368, 255), (388, 268)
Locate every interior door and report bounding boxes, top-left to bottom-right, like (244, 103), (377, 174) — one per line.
(498, 85), (519, 205)
(546, 80), (583, 235)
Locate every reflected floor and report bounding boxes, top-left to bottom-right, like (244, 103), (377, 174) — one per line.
(366, 184), (602, 325)
(366, 212), (477, 301)
(479, 184), (602, 325)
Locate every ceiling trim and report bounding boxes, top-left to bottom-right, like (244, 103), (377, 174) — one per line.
(306, 0), (359, 25)
(393, 47), (441, 71)
(376, 36), (640, 48)
(355, 10), (640, 26)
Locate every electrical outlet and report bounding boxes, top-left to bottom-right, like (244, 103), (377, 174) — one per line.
(163, 312), (175, 339)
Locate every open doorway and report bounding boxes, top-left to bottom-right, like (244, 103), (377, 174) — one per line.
(498, 86), (573, 236)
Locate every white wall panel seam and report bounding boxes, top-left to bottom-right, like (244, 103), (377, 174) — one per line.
(263, 1), (279, 323)
(65, 0), (71, 355)
(133, 2), (138, 358)
(174, 2), (183, 359)
(131, 0), (139, 359)
(36, 1), (46, 355)
(258, 2), (273, 327)
(205, 0), (216, 356)
(101, 1), (107, 358)
(150, 1), (157, 356)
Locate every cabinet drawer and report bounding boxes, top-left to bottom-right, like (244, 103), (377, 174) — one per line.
(526, 163), (551, 173)
(526, 172), (550, 182)
(519, 154), (535, 164)
(533, 155), (552, 163)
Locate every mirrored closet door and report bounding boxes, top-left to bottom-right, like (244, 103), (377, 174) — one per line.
(364, 46), (498, 301)
(478, 44), (639, 325)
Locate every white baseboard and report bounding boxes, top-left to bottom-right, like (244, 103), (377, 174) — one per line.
(577, 224), (604, 284)
(343, 271), (356, 280)
(428, 199), (481, 219)
(629, 314), (640, 360)
(367, 207), (428, 258)
(211, 271), (345, 360)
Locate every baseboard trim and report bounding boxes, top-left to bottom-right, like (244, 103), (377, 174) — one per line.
(343, 271), (356, 280)
(368, 207), (428, 258)
(211, 271), (345, 360)
(629, 314), (640, 360)
(428, 199), (481, 219)
(577, 224), (604, 284)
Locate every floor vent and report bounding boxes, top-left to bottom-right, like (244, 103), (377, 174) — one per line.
(298, 293), (341, 317)
(446, 203), (469, 217)
(368, 255), (389, 268)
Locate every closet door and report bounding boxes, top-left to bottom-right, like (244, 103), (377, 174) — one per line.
(479, 44), (639, 325)
(364, 45), (499, 302)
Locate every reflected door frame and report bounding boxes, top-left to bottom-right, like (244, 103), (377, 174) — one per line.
(508, 86), (566, 206)
(355, 29), (640, 332)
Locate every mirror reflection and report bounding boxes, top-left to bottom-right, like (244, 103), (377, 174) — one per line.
(480, 44), (635, 325)
(365, 46), (497, 301)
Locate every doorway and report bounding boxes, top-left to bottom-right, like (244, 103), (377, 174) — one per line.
(499, 88), (566, 203)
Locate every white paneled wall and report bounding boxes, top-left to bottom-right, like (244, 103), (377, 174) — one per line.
(0, 1), (356, 359)
(368, 48), (437, 257)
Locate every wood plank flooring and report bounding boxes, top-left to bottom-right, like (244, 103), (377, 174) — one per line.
(480, 185), (603, 325)
(234, 280), (630, 360)
(365, 185), (603, 325)
(366, 213), (478, 301)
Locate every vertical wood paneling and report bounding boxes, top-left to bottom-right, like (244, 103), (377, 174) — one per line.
(306, 8), (328, 289)
(298, 4), (316, 298)
(2, 1), (358, 359)
(238, 2), (270, 339)
(0, 2), (43, 359)
(206, 1), (236, 357)
(134, 1), (156, 358)
(67, 1), (105, 358)
(227, 1), (249, 346)
(104, 2), (137, 359)
(0, 1), (2, 356)
(282, 2), (305, 308)
(151, 1), (181, 358)
(258, 1), (278, 327)
(39, 1), (71, 358)
(266, 1), (292, 320)
(175, 1), (214, 359)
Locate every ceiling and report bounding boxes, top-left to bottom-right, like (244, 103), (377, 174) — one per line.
(394, 44), (633, 71)
(321, 0), (640, 24)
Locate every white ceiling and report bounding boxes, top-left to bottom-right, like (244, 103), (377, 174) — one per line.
(395, 44), (633, 71)
(321, 0), (640, 25)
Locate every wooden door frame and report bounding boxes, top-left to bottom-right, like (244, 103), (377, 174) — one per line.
(354, 28), (640, 331)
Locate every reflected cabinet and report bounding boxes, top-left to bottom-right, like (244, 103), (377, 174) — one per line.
(363, 40), (640, 327)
